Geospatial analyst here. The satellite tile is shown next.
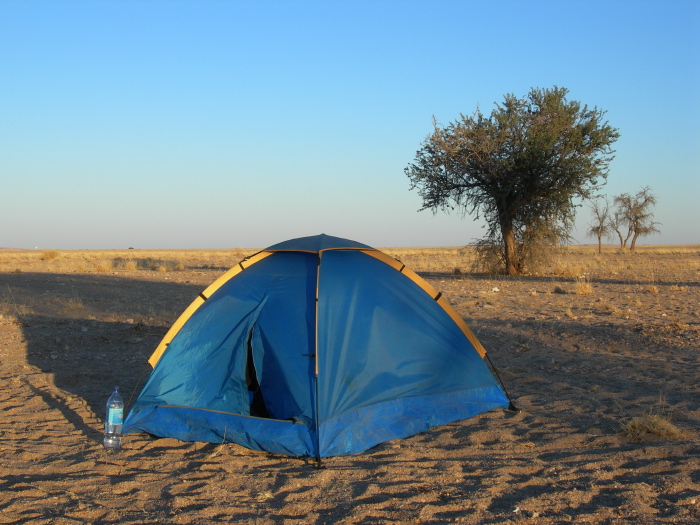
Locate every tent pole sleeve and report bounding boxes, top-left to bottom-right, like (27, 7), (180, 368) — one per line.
(313, 253), (322, 460)
(147, 250), (273, 368)
(314, 253), (321, 377)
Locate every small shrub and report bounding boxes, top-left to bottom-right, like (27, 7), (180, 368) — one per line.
(471, 242), (504, 275)
(602, 303), (625, 315)
(93, 260), (113, 273)
(624, 413), (682, 441)
(41, 249), (61, 261)
(646, 284), (659, 294)
(123, 260), (138, 272)
(576, 275), (593, 295)
(62, 296), (84, 311)
(552, 260), (567, 275)
(553, 285), (567, 294)
(669, 320), (690, 331)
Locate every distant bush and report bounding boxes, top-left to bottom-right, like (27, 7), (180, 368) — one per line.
(41, 249), (61, 261)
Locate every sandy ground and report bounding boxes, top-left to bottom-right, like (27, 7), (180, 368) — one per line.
(0, 252), (698, 524)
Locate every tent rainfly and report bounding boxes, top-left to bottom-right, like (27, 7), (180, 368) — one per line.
(123, 234), (512, 458)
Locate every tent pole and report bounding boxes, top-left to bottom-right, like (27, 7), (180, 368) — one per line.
(313, 253), (323, 466)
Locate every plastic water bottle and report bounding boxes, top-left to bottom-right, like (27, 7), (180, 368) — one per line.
(103, 386), (124, 450)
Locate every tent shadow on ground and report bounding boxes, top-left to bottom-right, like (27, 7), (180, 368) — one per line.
(1, 272), (203, 434)
(18, 313), (163, 441)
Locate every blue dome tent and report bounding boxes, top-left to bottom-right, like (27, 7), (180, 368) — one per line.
(123, 234), (512, 458)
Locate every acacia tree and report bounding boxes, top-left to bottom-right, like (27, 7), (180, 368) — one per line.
(609, 207), (633, 248)
(405, 86), (620, 275)
(587, 197), (612, 254)
(612, 186), (659, 251)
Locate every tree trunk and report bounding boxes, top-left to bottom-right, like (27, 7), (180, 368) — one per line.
(614, 229), (624, 247)
(623, 227), (633, 248)
(630, 232), (639, 252)
(502, 223), (519, 276)
(597, 233), (602, 255)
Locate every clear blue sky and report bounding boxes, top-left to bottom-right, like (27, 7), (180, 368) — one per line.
(2, 0), (698, 249)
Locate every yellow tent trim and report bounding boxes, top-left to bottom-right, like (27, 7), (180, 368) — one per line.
(436, 296), (487, 358)
(361, 250), (487, 358)
(148, 247), (487, 368)
(147, 251), (273, 368)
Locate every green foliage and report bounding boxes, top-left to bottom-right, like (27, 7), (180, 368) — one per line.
(406, 86), (619, 275)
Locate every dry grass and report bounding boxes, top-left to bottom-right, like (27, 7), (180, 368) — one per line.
(54, 289), (85, 312)
(381, 247), (473, 273)
(0, 286), (31, 317)
(1, 244), (698, 280)
(40, 249), (61, 261)
(93, 260), (113, 273)
(575, 275), (593, 295)
(622, 393), (684, 442)
(561, 244), (700, 255)
(0, 248), (258, 275)
(623, 412), (683, 441)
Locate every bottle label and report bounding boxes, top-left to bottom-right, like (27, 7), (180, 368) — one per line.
(108, 407), (123, 426)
